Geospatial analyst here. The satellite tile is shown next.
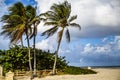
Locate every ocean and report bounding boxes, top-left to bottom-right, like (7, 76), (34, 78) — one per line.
(81, 66), (120, 69)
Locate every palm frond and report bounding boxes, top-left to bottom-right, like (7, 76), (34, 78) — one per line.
(1, 15), (9, 21)
(69, 15), (77, 22)
(70, 23), (81, 30)
(41, 26), (58, 38)
(44, 22), (58, 26)
(26, 5), (36, 21)
(39, 12), (48, 17)
(65, 29), (70, 42)
(9, 2), (25, 16)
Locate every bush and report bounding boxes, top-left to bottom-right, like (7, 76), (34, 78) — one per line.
(63, 66), (97, 75)
(0, 45), (68, 75)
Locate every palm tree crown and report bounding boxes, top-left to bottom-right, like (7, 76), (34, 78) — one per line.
(0, 2), (36, 45)
(42, 1), (80, 42)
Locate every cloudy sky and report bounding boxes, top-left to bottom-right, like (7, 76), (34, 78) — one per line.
(0, 0), (120, 66)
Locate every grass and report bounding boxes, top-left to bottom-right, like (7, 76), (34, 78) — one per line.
(58, 66), (97, 75)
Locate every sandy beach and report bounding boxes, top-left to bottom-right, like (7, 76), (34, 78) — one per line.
(32, 68), (120, 80)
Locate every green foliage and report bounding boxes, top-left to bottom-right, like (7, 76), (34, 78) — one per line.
(0, 46), (29, 75)
(0, 46), (67, 74)
(36, 50), (67, 70)
(63, 66), (97, 75)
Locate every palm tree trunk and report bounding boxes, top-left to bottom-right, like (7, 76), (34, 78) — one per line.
(52, 42), (61, 75)
(33, 36), (36, 76)
(52, 29), (64, 75)
(33, 26), (37, 76)
(26, 33), (33, 79)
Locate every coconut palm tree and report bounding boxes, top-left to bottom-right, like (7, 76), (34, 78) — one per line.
(0, 4), (25, 46)
(41, 1), (81, 75)
(28, 6), (46, 76)
(0, 2), (35, 79)
(29, 6), (41, 76)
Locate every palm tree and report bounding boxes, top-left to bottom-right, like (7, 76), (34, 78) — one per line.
(0, 2), (35, 79)
(0, 7), (25, 46)
(29, 6), (41, 76)
(41, 1), (81, 75)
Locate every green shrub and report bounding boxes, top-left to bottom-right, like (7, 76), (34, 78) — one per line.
(63, 66), (97, 75)
(0, 45), (68, 75)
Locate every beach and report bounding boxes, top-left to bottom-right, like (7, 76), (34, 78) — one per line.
(33, 68), (120, 80)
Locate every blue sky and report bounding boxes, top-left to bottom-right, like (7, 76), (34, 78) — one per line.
(0, 0), (120, 67)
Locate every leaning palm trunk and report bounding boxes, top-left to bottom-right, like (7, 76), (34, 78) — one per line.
(26, 33), (33, 79)
(53, 29), (64, 75)
(33, 25), (37, 76)
(53, 41), (61, 75)
(33, 35), (36, 76)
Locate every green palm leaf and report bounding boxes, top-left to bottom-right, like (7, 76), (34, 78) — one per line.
(70, 23), (81, 30)
(41, 26), (58, 38)
(69, 15), (77, 22)
(44, 22), (58, 26)
(65, 29), (70, 42)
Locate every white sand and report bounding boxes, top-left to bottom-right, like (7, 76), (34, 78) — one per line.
(33, 68), (120, 80)
(14, 68), (120, 80)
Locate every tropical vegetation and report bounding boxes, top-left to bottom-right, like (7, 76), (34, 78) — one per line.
(0, 2), (41, 79)
(0, 0), (97, 80)
(0, 45), (68, 76)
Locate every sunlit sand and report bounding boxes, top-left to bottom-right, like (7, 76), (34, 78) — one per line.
(32, 68), (120, 80)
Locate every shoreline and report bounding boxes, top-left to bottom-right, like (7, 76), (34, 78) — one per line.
(81, 66), (120, 69)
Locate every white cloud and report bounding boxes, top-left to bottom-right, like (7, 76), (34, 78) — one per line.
(36, 38), (55, 51)
(0, 36), (9, 50)
(82, 36), (120, 54)
(95, 45), (111, 53)
(95, 3), (120, 26)
(0, 0), (9, 49)
(36, 0), (120, 38)
(35, 0), (62, 15)
(82, 43), (111, 54)
(115, 36), (120, 42)
(114, 36), (120, 51)
(0, 0), (8, 18)
(82, 43), (94, 54)
(102, 37), (108, 42)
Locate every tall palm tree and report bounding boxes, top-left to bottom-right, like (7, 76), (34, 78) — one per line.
(0, 2), (35, 79)
(25, 5), (38, 78)
(29, 6), (41, 76)
(29, 6), (46, 76)
(41, 1), (81, 75)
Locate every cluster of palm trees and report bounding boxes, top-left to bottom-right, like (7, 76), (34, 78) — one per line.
(0, 1), (80, 79)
